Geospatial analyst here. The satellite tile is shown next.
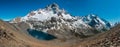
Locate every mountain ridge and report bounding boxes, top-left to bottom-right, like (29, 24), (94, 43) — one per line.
(11, 3), (112, 31)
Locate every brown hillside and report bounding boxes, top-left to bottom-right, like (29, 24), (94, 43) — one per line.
(0, 20), (57, 47)
(0, 19), (80, 47)
(77, 24), (120, 47)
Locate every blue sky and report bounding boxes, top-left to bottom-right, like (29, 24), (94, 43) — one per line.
(0, 0), (120, 24)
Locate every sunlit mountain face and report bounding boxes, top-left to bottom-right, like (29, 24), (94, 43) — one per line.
(0, 0), (120, 47)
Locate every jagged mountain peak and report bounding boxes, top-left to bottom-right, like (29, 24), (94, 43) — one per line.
(87, 14), (98, 18)
(45, 3), (67, 14)
(45, 3), (60, 14)
(46, 3), (59, 9)
(82, 14), (112, 30)
(20, 3), (73, 22)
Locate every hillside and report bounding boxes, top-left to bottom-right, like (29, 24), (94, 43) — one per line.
(0, 19), (83, 47)
(0, 19), (58, 47)
(77, 24), (120, 47)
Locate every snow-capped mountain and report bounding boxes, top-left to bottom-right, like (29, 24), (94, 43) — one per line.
(21, 3), (73, 22)
(12, 3), (91, 29)
(82, 14), (112, 30)
(11, 3), (112, 39)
